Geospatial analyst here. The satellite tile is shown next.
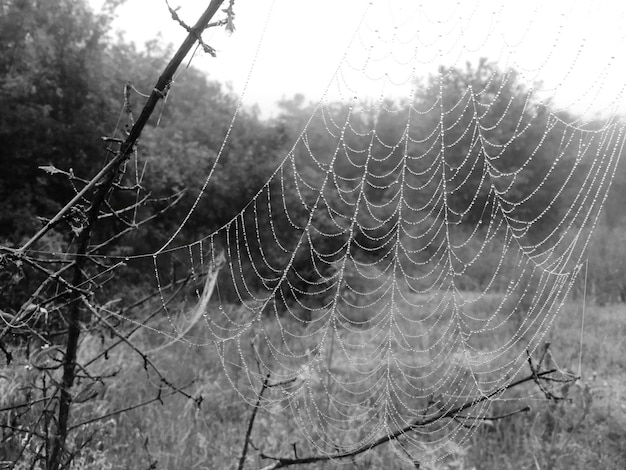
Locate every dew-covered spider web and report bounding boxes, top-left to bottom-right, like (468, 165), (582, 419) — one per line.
(113, 0), (625, 464)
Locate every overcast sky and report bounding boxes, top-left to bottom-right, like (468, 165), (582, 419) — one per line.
(93, 0), (626, 118)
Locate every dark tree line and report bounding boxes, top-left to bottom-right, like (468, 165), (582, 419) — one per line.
(1, 0), (615, 315)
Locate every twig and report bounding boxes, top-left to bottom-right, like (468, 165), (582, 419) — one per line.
(527, 346), (567, 401)
(454, 405), (531, 422)
(0, 189), (185, 339)
(81, 298), (195, 402)
(0, 396), (52, 414)
(68, 388), (181, 431)
(396, 439), (420, 468)
(237, 373), (271, 470)
(166, 1), (216, 56)
(82, 271), (193, 368)
(259, 369), (564, 468)
(17, 256), (91, 297)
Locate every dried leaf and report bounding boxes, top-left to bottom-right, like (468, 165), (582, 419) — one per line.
(39, 164), (64, 175)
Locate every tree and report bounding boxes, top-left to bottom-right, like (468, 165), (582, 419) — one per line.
(0, 0), (122, 244)
(407, 59), (579, 238)
(0, 1), (236, 468)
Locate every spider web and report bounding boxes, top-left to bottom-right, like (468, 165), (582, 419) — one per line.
(111, 0), (625, 464)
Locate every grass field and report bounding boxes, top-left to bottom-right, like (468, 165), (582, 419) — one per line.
(462, 301), (626, 470)
(2, 295), (625, 469)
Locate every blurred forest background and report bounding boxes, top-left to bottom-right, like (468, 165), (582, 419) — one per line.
(1, 1), (625, 469)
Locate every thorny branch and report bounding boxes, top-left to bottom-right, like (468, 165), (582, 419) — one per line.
(166, 0), (236, 56)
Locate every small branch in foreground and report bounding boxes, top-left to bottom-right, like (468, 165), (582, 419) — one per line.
(82, 298), (196, 402)
(68, 387), (181, 432)
(527, 344), (577, 401)
(237, 373), (271, 470)
(259, 368), (566, 469)
(454, 405), (531, 423)
(82, 272), (193, 368)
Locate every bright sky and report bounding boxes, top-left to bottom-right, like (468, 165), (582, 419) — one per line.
(93, 0), (626, 119)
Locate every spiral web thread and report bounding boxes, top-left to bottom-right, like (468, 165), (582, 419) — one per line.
(109, 0), (625, 463)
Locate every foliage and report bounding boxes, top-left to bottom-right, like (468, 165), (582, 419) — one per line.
(584, 222), (626, 304)
(0, 0), (119, 243)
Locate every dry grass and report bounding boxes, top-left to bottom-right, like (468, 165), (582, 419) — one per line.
(2, 294), (624, 469)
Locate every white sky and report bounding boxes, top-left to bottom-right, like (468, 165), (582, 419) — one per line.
(92, 0), (626, 119)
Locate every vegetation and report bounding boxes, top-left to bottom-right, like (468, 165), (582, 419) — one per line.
(0, 0), (624, 468)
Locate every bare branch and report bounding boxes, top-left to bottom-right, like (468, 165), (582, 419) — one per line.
(81, 298), (196, 402)
(259, 369), (565, 469)
(68, 388), (181, 432)
(237, 373), (271, 470)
